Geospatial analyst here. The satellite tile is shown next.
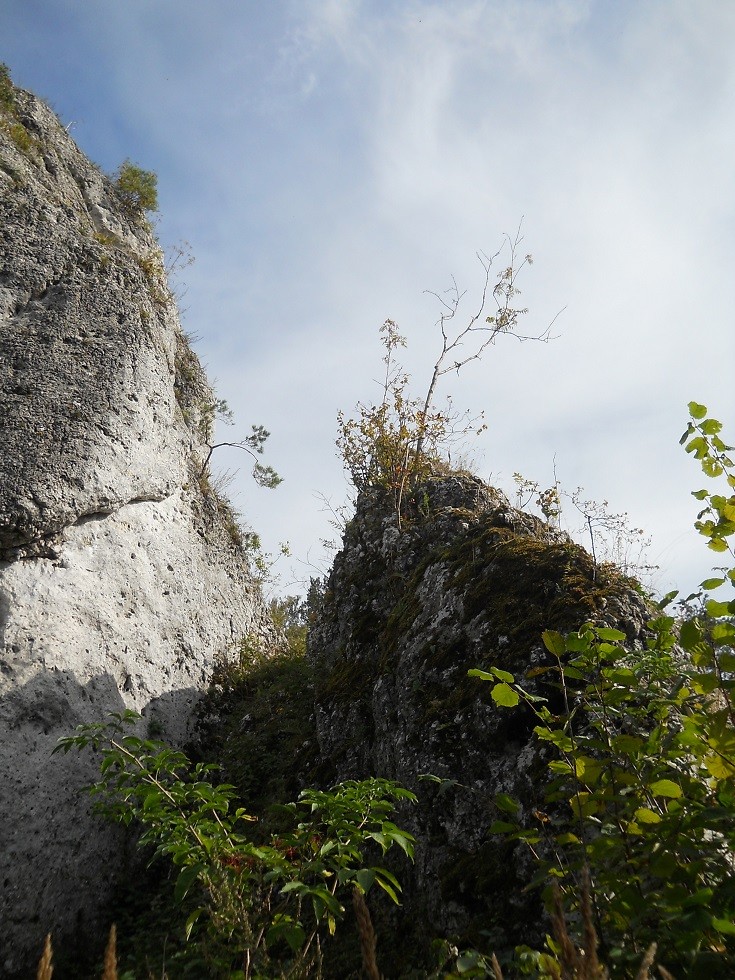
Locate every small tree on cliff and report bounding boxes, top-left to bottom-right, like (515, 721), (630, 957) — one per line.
(337, 227), (556, 521)
(114, 159), (158, 216)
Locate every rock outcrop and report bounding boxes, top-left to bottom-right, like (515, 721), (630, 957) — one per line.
(308, 475), (653, 967)
(0, 76), (272, 977)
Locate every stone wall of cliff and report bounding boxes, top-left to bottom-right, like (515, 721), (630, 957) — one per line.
(0, 76), (273, 977)
(308, 475), (653, 968)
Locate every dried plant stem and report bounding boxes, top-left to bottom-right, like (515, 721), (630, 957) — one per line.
(580, 866), (603, 977)
(490, 951), (505, 980)
(550, 873), (609, 979)
(101, 923), (118, 980)
(36, 934), (53, 980)
(352, 887), (381, 980)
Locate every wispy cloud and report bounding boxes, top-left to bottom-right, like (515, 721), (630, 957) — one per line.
(3, 0), (734, 597)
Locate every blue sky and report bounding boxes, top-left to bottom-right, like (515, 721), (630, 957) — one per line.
(4, 0), (735, 599)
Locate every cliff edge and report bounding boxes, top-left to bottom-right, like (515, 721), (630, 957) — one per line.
(0, 72), (272, 977)
(308, 474), (653, 967)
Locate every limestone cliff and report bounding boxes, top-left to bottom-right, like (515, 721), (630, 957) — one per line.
(0, 75), (273, 977)
(308, 475), (653, 966)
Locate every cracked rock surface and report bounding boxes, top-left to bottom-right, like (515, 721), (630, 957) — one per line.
(308, 475), (654, 958)
(0, 82), (272, 977)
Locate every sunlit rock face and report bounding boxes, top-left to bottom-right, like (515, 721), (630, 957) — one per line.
(0, 81), (272, 977)
(308, 474), (653, 967)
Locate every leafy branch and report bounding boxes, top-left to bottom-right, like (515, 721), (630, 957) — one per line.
(471, 401), (735, 977)
(55, 712), (415, 978)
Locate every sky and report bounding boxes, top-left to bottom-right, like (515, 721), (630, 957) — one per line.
(3, 0), (734, 600)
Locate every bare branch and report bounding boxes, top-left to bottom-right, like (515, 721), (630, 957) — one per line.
(414, 222), (556, 461)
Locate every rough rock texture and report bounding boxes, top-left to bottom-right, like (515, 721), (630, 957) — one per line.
(308, 475), (654, 963)
(0, 80), (273, 977)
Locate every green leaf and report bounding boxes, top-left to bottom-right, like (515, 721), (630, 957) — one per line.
(266, 915), (306, 953)
(712, 917), (735, 936)
(708, 538), (729, 553)
(649, 779), (683, 799)
(634, 807), (662, 824)
(490, 666), (515, 683)
(488, 820), (517, 834)
(700, 577), (726, 590)
(686, 436), (708, 458)
(680, 619), (703, 650)
(704, 754), (735, 779)
(467, 668), (494, 683)
(596, 627), (627, 642)
(184, 907), (204, 941)
(689, 401), (708, 420)
(706, 599), (732, 616)
(574, 756), (603, 785)
(494, 793), (520, 815)
(355, 868), (376, 893)
(174, 863), (205, 903)
(554, 832), (581, 845)
(374, 874), (400, 904)
(491, 683), (519, 708)
(542, 630), (566, 656)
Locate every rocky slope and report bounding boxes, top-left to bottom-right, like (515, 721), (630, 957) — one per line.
(0, 74), (273, 977)
(308, 475), (654, 966)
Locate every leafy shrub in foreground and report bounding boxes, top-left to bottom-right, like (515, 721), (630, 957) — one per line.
(474, 402), (735, 977)
(56, 712), (415, 978)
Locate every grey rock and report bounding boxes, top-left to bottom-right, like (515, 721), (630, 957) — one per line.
(309, 474), (654, 959)
(0, 82), (272, 976)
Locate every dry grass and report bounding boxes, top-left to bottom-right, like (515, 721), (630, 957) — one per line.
(352, 887), (381, 980)
(489, 867), (674, 980)
(101, 924), (118, 980)
(36, 934), (53, 980)
(36, 926), (119, 980)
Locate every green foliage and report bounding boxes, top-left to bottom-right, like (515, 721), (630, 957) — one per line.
(202, 633), (317, 819)
(114, 159), (158, 215)
(201, 421), (283, 492)
(0, 65), (39, 159)
(56, 711), (416, 978)
(472, 402), (735, 977)
(337, 318), (459, 509)
(5, 119), (35, 155)
(0, 62), (14, 113)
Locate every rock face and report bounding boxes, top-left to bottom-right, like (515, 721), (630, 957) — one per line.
(0, 78), (273, 976)
(308, 475), (653, 965)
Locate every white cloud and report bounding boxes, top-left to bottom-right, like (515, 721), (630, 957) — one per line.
(4, 0), (733, 598)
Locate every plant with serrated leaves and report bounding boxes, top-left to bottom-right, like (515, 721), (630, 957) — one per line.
(55, 712), (415, 978)
(472, 401), (735, 977)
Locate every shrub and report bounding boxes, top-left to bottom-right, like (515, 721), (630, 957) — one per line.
(473, 401), (735, 977)
(56, 712), (416, 978)
(0, 62), (15, 114)
(113, 159), (158, 215)
(337, 230), (552, 524)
